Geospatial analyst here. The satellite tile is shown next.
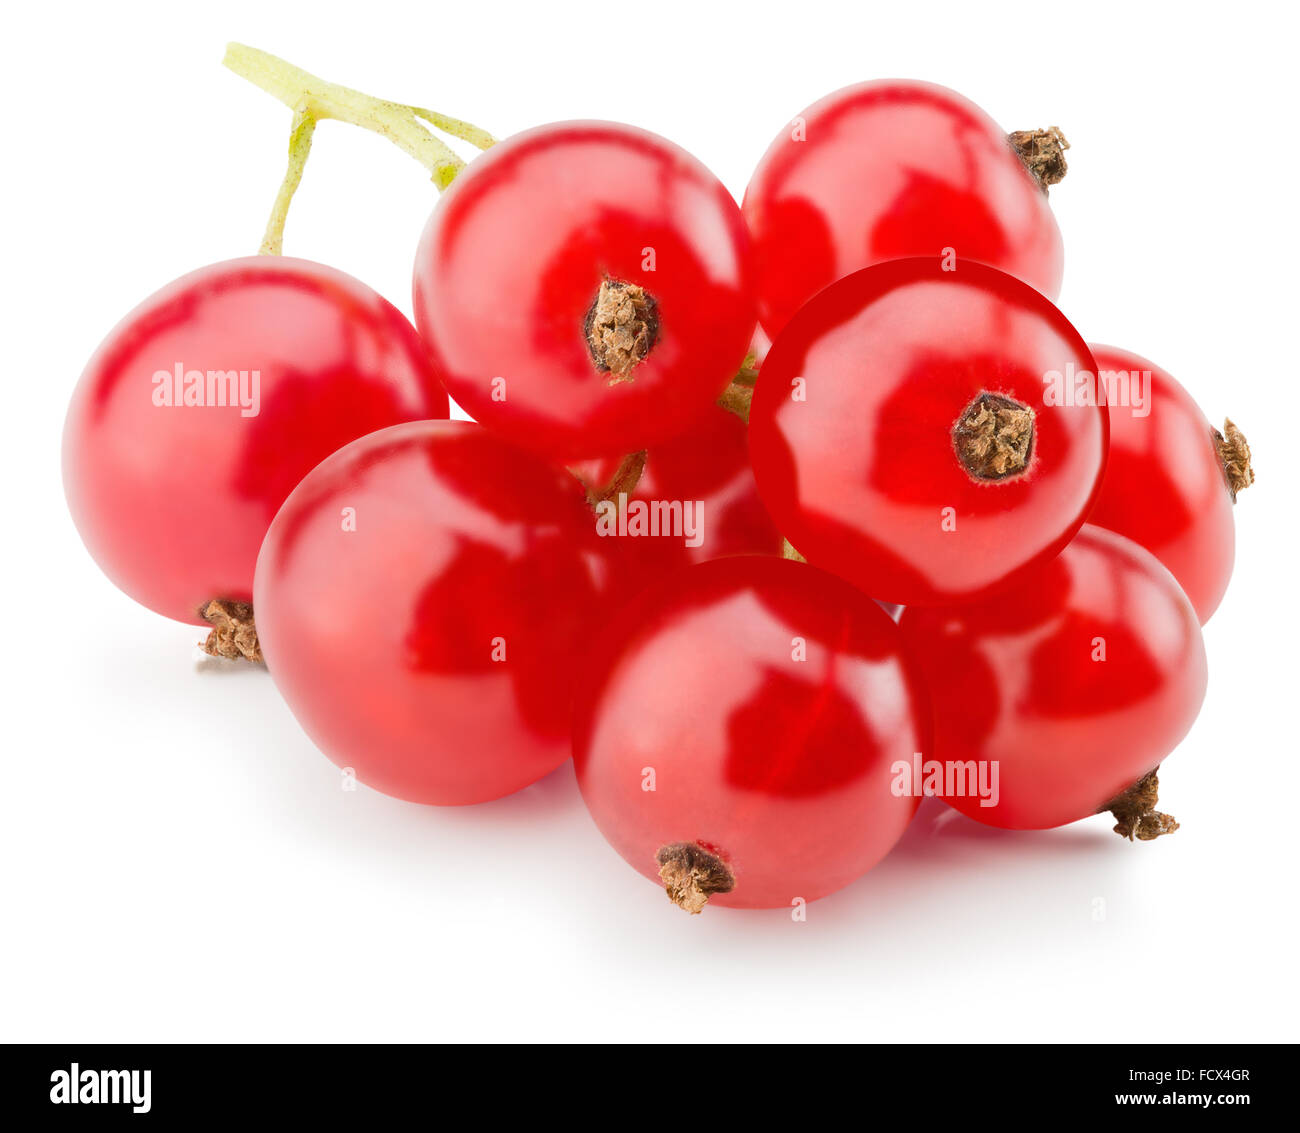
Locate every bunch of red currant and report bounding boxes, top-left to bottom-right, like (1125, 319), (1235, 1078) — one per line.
(63, 46), (1252, 914)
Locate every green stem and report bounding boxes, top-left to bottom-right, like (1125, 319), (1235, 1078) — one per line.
(259, 109), (316, 256)
(411, 107), (496, 151)
(223, 43), (496, 255)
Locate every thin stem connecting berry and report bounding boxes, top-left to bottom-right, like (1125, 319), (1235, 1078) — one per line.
(222, 43), (496, 255)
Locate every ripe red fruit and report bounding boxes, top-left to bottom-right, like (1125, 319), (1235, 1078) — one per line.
(1086, 344), (1252, 624)
(574, 556), (929, 912)
(744, 80), (1066, 337)
(574, 404), (784, 593)
(412, 122), (756, 459)
(898, 526), (1206, 836)
(748, 257), (1108, 607)
(254, 421), (613, 806)
(63, 257), (448, 641)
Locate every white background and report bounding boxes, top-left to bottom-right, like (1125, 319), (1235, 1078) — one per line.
(3, 0), (1297, 1042)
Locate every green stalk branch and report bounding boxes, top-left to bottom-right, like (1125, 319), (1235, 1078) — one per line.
(222, 43), (496, 255)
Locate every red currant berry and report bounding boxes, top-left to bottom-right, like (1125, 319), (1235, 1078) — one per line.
(748, 257), (1107, 607)
(1086, 344), (1252, 624)
(254, 421), (613, 805)
(574, 403), (784, 594)
(899, 526), (1206, 836)
(635, 403), (783, 562)
(574, 556), (929, 912)
(744, 80), (1066, 337)
(63, 257), (448, 652)
(412, 122), (756, 459)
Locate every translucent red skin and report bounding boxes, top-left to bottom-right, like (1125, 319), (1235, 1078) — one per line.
(748, 258), (1108, 607)
(574, 557), (929, 909)
(636, 411), (784, 562)
(1086, 345), (1235, 624)
(575, 406), (785, 593)
(63, 257), (448, 625)
(743, 79), (1063, 338)
(899, 526), (1206, 830)
(412, 122), (756, 460)
(254, 421), (614, 806)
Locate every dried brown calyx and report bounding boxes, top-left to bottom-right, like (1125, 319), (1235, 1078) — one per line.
(656, 842), (735, 915)
(1008, 126), (1070, 192)
(200, 599), (263, 663)
(585, 279), (659, 382)
(1101, 769), (1179, 841)
(952, 392), (1036, 481)
(1213, 418), (1254, 502)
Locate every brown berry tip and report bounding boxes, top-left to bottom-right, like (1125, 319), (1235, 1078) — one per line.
(1008, 126), (1070, 192)
(1101, 768), (1179, 841)
(1213, 418), (1254, 502)
(200, 599), (263, 664)
(952, 392), (1036, 482)
(656, 841), (735, 915)
(585, 279), (659, 383)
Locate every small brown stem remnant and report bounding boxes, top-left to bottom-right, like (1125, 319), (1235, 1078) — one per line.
(1213, 419), (1254, 502)
(200, 599), (263, 664)
(1008, 126), (1069, 193)
(716, 383), (753, 422)
(584, 450), (648, 508)
(782, 539), (806, 563)
(656, 842), (735, 914)
(1101, 768), (1179, 841)
(585, 280), (659, 383)
(717, 356), (760, 423)
(952, 392), (1036, 481)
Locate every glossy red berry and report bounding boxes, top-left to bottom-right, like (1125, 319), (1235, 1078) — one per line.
(412, 122), (756, 459)
(899, 526), (1206, 835)
(254, 420), (613, 806)
(574, 556), (929, 912)
(748, 257), (1107, 607)
(744, 80), (1065, 337)
(1086, 344), (1252, 624)
(63, 257), (448, 629)
(574, 404), (784, 594)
